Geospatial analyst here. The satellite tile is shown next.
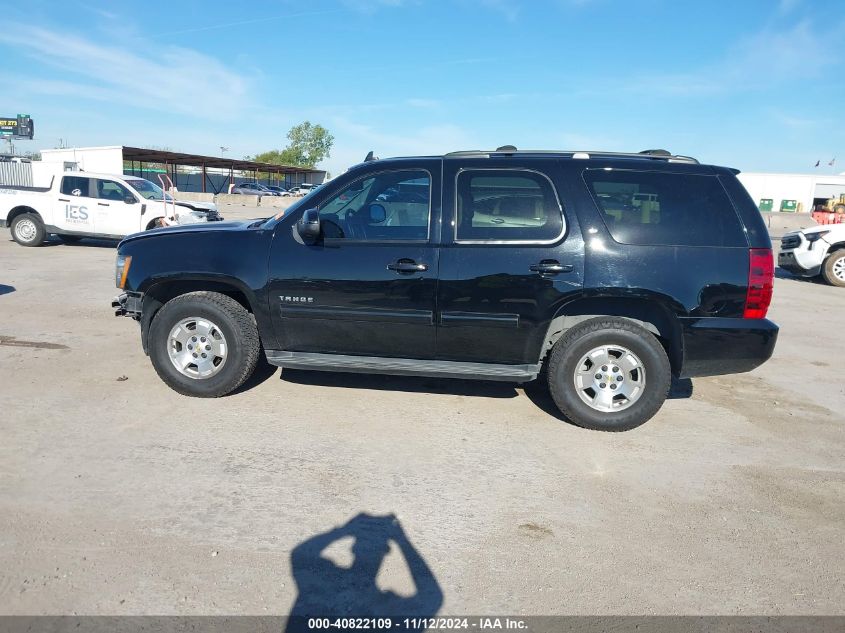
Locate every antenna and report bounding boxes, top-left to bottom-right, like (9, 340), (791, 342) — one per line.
(364, 151), (378, 162)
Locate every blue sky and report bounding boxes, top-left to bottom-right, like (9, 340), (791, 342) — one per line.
(2, 0), (844, 176)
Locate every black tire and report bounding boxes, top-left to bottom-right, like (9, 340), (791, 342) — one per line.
(821, 250), (845, 288)
(546, 317), (671, 431)
(10, 212), (46, 247)
(148, 291), (260, 397)
(57, 234), (83, 243)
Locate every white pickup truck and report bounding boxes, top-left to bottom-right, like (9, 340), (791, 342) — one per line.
(779, 222), (845, 287)
(0, 171), (222, 246)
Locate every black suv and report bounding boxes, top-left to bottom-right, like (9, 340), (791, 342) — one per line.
(113, 148), (777, 431)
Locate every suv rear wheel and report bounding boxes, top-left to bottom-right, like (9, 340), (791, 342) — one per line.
(546, 318), (671, 431)
(821, 250), (845, 287)
(148, 291), (260, 397)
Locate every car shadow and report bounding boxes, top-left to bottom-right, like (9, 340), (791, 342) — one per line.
(521, 375), (693, 424)
(0, 284), (15, 296)
(280, 368), (691, 424)
(775, 266), (822, 283)
(228, 354), (279, 395)
(285, 513), (442, 631)
(40, 237), (120, 249)
(279, 368), (519, 399)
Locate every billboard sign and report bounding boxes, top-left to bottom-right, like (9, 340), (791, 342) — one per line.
(0, 115), (34, 139)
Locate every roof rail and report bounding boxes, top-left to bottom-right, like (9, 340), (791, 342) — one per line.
(444, 148), (699, 164)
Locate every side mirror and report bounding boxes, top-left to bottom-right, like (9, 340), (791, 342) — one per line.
(368, 203), (387, 223)
(124, 195), (137, 205)
(296, 208), (321, 242)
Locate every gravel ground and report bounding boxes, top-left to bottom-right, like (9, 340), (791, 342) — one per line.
(0, 222), (842, 617)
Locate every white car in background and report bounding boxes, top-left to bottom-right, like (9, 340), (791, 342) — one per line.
(779, 223), (845, 287)
(0, 172), (222, 246)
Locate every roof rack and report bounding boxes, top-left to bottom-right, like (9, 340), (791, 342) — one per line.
(444, 147), (700, 164)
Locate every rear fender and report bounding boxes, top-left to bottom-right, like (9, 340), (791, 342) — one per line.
(542, 295), (683, 373)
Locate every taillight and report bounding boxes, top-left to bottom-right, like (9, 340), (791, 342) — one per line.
(744, 248), (773, 319)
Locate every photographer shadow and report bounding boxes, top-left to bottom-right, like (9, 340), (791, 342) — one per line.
(286, 513), (443, 632)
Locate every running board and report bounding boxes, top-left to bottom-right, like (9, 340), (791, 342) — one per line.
(265, 351), (540, 383)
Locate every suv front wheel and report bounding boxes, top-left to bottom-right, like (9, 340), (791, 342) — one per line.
(148, 291), (261, 397)
(547, 318), (671, 431)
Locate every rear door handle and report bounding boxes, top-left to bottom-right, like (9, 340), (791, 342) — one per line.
(529, 260), (573, 274)
(387, 258), (428, 273)
(98, 202), (109, 207)
(58, 198), (70, 202)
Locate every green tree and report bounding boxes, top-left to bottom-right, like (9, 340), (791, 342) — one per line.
(251, 121), (334, 168)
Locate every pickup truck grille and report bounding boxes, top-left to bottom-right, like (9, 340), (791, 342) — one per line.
(780, 234), (801, 250)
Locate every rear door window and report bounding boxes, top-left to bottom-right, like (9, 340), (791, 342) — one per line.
(60, 176), (93, 198)
(583, 169), (747, 247)
(455, 169), (565, 242)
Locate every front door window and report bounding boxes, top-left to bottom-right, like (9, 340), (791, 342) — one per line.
(319, 170), (431, 242)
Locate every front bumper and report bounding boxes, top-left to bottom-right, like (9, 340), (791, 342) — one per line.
(778, 250), (821, 277)
(112, 292), (142, 318)
(679, 317), (779, 378)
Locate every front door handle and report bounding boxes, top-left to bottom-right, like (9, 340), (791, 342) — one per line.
(529, 260), (573, 275)
(387, 258), (428, 273)
(97, 202), (109, 207)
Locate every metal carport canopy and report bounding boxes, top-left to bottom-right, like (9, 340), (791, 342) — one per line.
(120, 146), (321, 175)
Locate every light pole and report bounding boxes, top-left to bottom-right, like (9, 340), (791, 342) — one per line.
(220, 147), (232, 192)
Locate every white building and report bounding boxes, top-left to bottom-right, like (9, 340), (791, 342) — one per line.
(738, 172), (845, 214)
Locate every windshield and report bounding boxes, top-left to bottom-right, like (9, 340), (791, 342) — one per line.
(126, 178), (172, 201)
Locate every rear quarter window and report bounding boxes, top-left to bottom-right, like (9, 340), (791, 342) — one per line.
(583, 169), (747, 247)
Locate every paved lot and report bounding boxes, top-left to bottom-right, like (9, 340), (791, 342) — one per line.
(0, 219), (843, 617)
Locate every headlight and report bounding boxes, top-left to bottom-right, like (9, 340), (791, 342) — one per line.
(805, 231), (830, 243)
(116, 254), (132, 289)
(190, 210), (206, 220)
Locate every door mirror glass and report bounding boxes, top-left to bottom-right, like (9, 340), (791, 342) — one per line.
(297, 208), (321, 242)
(368, 203), (386, 224)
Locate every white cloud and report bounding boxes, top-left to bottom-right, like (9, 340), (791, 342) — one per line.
(318, 116), (478, 175)
(0, 24), (252, 120)
(340, 0), (414, 14)
(152, 9), (343, 37)
(769, 109), (821, 130)
(474, 0), (520, 21)
(621, 19), (844, 98)
(405, 98), (441, 108)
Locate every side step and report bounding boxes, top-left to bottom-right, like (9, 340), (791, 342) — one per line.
(265, 351), (540, 383)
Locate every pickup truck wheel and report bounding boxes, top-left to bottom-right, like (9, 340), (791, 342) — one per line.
(821, 250), (845, 287)
(547, 318), (671, 431)
(148, 291), (260, 397)
(11, 213), (46, 247)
